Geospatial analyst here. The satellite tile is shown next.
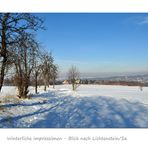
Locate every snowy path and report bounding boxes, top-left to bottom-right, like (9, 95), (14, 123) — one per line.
(0, 85), (148, 128)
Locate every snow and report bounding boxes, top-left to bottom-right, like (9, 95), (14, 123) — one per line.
(0, 84), (148, 128)
(55, 85), (148, 104)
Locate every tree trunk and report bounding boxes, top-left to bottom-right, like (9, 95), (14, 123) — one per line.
(23, 84), (29, 98)
(17, 79), (23, 98)
(0, 57), (7, 92)
(44, 79), (47, 91)
(35, 71), (38, 94)
(53, 79), (55, 89)
(0, 13), (9, 92)
(72, 83), (75, 91)
(44, 85), (46, 91)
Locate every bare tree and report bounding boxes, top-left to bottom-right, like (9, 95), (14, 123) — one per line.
(13, 33), (39, 98)
(68, 65), (80, 91)
(33, 52), (42, 94)
(34, 64), (42, 94)
(40, 52), (58, 91)
(40, 52), (54, 91)
(0, 13), (43, 92)
(51, 64), (58, 88)
(139, 78), (144, 91)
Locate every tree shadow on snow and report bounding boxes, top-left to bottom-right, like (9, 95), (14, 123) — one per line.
(1, 91), (148, 128)
(31, 96), (148, 128)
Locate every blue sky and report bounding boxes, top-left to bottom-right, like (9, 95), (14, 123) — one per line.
(35, 13), (148, 77)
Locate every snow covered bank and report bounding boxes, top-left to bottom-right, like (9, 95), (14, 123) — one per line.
(0, 85), (148, 128)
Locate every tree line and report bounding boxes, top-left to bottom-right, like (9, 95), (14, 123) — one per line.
(0, 13), (58, 98)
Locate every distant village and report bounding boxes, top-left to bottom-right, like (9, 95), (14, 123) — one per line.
(62, 79), (146, 87)
(3, 76), (148, 87)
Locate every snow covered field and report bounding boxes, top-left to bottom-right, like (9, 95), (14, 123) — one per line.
(0, 84), (148, 128)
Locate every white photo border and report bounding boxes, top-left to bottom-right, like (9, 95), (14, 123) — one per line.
(0, 0), (148, 148)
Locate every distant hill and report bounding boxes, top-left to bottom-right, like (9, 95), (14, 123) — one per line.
(81, 74), (148, 83)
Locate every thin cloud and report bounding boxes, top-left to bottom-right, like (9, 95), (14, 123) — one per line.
(125, 15), (148, 26)
(137, 17), (148, 25)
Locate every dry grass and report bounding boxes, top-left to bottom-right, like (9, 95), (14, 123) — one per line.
(1, 94), (16, 99)
(0, 93), (33, 105)
(0, 94), (18, 104)
(0, 106), (4, 111)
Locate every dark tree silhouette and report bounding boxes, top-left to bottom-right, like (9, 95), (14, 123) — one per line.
(0, 13), (43, 92)
(13, 33), (39, 98)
